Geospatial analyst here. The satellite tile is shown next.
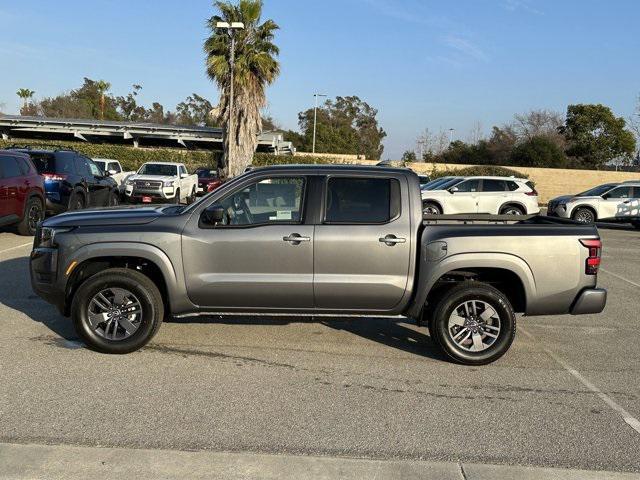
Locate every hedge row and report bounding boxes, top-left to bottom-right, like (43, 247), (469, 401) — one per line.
(0, 138), (217, 172)
(252, 153), (359, 166)
(429, 165), (529, 180)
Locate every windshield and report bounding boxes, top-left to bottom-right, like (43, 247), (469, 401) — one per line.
(577, 184), (617, 197)
(432, 177), (462, 191)
(196, 169), (218, 179)
(138, 164), (178, 176)
(422, 177), (454, 191)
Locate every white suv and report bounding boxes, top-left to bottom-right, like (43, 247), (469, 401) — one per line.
(547, 181), (640, 227)
(421, 176), (539, 215)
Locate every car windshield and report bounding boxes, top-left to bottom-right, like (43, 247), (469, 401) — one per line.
(196, 169), (218, 178)
(576, 184), (617, 197)
(422, 177), (454, 191)
(433, 178), (462, 190)
(138, 164), (178, 176)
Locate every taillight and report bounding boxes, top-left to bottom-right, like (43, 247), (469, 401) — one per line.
(525, 189), (538, 196)
(580, 238), (602, 275)
(42, 173), (67, 181)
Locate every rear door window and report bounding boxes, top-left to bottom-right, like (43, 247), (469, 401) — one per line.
(605, 186), (632, 199)
(481, 179), (507, 192)
(324, 177), (400, 224)
(108, 162), (121, 173)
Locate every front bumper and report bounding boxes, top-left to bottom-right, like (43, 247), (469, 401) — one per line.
(125, 185), (177, 203)
(570, 288), (607, 315)
(546, 204), (569, 218)
(30, 247), (66, 314)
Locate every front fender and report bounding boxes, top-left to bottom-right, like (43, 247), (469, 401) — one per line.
(405, 252), (537, 319)
(63, 242), (184, 312)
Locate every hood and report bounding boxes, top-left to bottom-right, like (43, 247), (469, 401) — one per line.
(128, 174), (176, 182)
(42, 205), (170, 227)
(549, 195), (575, 204)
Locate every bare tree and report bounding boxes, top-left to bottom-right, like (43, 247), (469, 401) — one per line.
(416, 127), (450, 160)
(512, 109), (563, 139)
(467, 120), (484, 144)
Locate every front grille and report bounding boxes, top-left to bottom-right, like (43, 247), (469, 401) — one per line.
(134, 180), (162, 189)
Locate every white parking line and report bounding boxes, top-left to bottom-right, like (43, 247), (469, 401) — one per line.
(601, 268), (640, 289)
(0, 242), (32, 255)
(520, 327), (640, 436)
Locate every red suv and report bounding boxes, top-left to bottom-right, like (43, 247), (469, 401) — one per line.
(0, 151), (45, 236)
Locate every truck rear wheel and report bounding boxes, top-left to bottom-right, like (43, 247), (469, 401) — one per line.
(430, 281), (516, 365)
(71, 268), (164, 354)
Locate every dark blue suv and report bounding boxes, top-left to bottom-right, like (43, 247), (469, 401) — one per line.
(10, 148), (119, 214)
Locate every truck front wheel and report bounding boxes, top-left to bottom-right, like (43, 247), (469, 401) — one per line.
(430, 281), (516, 365)
(71, 268), (164, 354)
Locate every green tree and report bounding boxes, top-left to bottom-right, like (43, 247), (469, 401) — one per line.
(176, 94), (215, 126)
(115, 84), (148, 121)
(38, 78), (121, 120)
(561, 104), (636, 169)
(204, 0), (280, 177)
(16, 88), (36, 115)
(401, 150), (417, 162)
(510, 136), (567, 168)
(296, 96), (386, 159)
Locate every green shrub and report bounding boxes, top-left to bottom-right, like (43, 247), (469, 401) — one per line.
(0, 138), (217, 172)
(252, 153), (354, 166)
(430, 165), (528, 179)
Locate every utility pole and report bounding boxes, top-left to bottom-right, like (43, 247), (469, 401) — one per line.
(448, 128), (455, 145)
(312, 93), (326, 154)
(216, 21), (245, 169)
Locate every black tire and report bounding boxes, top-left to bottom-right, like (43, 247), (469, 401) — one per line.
(631, 220), (640, 230)
(572, 207), (596, 224)
(174, 189), (181, 204)
(500, 204), (524, 215)
(431, 281), (516, 365)
(187, 187), (196, 205)
(17, 196), (44, 236)
(423, 201), (442, 215)
(71, 268), (164, 354)
(108, 191), (119, 207)
(68, 191), (85, 211)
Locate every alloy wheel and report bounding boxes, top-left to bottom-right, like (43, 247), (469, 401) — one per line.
(27, 203), (42, 232)
(87, 287), (143, 341)
(448, 300), (501, 352)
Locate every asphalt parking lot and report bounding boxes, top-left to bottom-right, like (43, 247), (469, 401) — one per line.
(0, 225), (639, 474)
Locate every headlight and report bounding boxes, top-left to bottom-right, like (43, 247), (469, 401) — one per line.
(39, 227), (73, 248)
(163, 180), (174, 187)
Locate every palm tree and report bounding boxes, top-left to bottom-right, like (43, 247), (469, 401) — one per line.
(204, 0), (280, 177)
(16, 88), (35, 113)
(95, 80), (111, 120)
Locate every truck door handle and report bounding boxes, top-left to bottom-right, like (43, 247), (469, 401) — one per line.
(379, 234), (406, 246)
(283, 233), (310, 245)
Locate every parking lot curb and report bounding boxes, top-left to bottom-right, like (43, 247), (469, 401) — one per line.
(1, 442), (638, 480)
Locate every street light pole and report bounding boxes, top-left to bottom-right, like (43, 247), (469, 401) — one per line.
(312, 93), (326, 154)
(448, 128), (455, 145)
(216, 21), (245, 172)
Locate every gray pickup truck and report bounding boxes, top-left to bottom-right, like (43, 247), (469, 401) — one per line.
(30, 165), (606, 364)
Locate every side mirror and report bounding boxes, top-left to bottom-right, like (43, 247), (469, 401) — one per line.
(448, 186), (459, 194)
(202, 204), (225, 225)
(108, 169), (117, 176)
(181, 173), (189, 179)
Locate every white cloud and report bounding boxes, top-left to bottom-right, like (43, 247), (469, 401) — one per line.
(442, 35), (489, 62)
(503, 0), (543, 15)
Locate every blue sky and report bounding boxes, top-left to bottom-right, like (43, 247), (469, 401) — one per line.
(1, 0), (639, 159)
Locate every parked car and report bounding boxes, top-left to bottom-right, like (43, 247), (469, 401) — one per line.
(30, 165), (606, 365)
(92, 159), (135, 194)
(421, 176), (539, 215)
(547, 181), (640, 228)
(0, 150), (45, 235)
(9, 148), (119, 214)
(417, 175), (430, 188)
(195, 167), (224, 196)
(124, 162), (198, 204)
